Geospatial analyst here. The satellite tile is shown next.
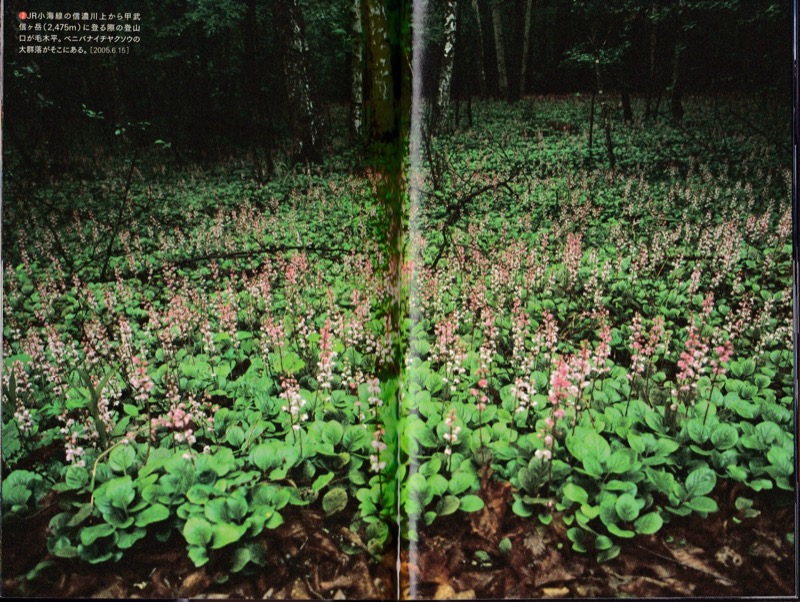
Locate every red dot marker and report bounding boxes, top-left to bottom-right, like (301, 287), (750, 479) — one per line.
(19, 11), (27, 20)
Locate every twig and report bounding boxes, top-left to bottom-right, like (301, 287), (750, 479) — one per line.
(632, 543), (736, 585)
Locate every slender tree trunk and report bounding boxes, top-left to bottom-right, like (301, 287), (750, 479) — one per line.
(519, 0), (534, 95)
(492, 2), (508, 98)
(621, 84), (633, 124)
(470, 0), (488, 96)
(670, 35), (685, 124)
(588, 89), (595, 154)
(434, 0), (458, 134)
(603, 103), (615, 172)
(350, 0), (365, 141)
(644, 21), (657, 120)
(243, 0), (273, 176)
(365, 0), (394, 142)
(272, 0), (323, 163)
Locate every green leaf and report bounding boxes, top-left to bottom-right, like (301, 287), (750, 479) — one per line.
(117, 528), (147, 549)
(123, 404), (140, 417)
(459, 495), (485, 512)
(448, 471), (476, 495)
(684, 496), (718, 513)
(748, 478), (773, 492)
(135, 503), (170, 527)
(108, 445), (137, 473)
(634, 512), (663, 534)
(183, 517), (213, 547)
(606, 523), (636, 538)
(226, 496), (249, 522)
(685, 467), (716, 498)
(605, 448), (636, 474)
(80, 523), (116, 546)
(322, 487), (348, 515)
(687, 419), (710, 444)
(97, 476), (136, 510)
(597, 545), (621, 562)
(187, 545), (209, 567)
(436, 495), (461, 516)
(342, 426), (371, 452)
(562, 483), (589, 505)
(427, 473), (449, 497)
(226, 426), (246, 448)
(312, 472), (335, 492)
(614, 493), (640, 522)
(65, 465), (89, 490)
(250, 443), (281, 471)
(50, 536), (78, 558)
(66, 503), (95, 528)
(755, 421), (783, 448)
(710, 424), (738, 450)
(230, 546), (251, 572)
(512, 497), (533, 517)
(266, 511), (285, 529)
(211, 522), (248, 549)
(321, 421), (344, 447)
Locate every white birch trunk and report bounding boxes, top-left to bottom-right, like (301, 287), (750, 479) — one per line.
(350, 0), (364, 139)
(434, 0), (458, 133)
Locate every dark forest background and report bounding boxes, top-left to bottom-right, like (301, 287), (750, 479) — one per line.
(2, 0), (790, 173)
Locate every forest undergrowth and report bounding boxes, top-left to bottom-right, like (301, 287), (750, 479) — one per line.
(2, 96), (794, 598)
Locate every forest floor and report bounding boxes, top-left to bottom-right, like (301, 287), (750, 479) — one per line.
(3, 479), (793, 598)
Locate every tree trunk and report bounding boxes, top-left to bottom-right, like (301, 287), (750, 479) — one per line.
(603, 103), (615, 173)
(588, 89), (595, 154)
(519, 0), (534, 95)
(272, 0), (323, 164)
(670, 36), (685, 124)
(492, 2), (508, 98)
(364, 0), (394, 142)
(621, 84), (633, 124)
(350, 0), (365, 141)
(434, 0), (458, 134)
(243, 0), (273, 176)
(644, 20), (657, 120)
(470, 0), (488, 96)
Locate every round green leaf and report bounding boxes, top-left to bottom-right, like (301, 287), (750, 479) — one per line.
(108, 445), (137, 473)
(183, 517), (213, 547)
(459, 495), (485, 513)
(634, 512), (663, 535)
(437, 495), (461, 516)
(685, 467), (716, 498)
(614, 493), (640, 522)
(710, 424), (738, 450)
(322, 487), (348, 515)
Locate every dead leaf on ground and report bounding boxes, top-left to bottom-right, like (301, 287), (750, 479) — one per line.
(468, 467), (512, 547)
(434, 583), (476, 599)
(541, 586), (570, 596)
(180, 568), (210, 597)
(669, 544), (734, 585)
